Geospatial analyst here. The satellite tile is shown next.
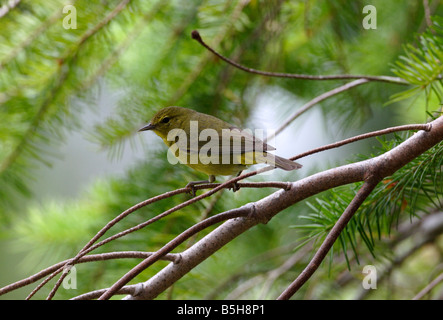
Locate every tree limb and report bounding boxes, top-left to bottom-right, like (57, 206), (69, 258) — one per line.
(277, 180), (378, 299)
(191, 30), (408, 85)
(8, 119), (436, 299)
(113, 115), (443, 300)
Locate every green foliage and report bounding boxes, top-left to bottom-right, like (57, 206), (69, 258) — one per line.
(295, 133), (443, 271)
(291, 18), (443, 283)
(390, 17), (443, 106)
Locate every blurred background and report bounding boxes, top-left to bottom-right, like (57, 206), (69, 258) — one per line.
(0, 0), (442, 299)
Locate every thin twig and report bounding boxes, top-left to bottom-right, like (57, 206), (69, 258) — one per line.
(191, 30), (408, 85)
(46, 176), (255, 300)
(8, 180), (287, 299)
(205, 241), (309, 299)
(44, 187), (187, 299)
(26, 269), (60, 300)
(266, 79), (370, 142)
(97, 207), (253, 299)
(167, 1), (250, 105)
(0, 251), (177, 298)
(59, 183), (288, 255)
(71, 286), (137, 300)
(290, 123), (432, 161)
(277, 180), (379, 300)
(259, 247), (311, 299)
(423, 0), (432, 28)
(413, 271), (443, 300)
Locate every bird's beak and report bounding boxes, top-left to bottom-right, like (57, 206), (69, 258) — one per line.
(138, 123), (155, 132)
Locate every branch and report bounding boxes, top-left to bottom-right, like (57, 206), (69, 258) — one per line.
(116, 115), (443, 300)
(10, 116), (438, 299)
(10, 181), (287, 299)
(17, 120), (433, 299)
(266, 79), (370, 142)
(43, 188), (196, 299)
(71, 286), (138, 300)
(41, 119), (438, 299)
(291, 123), (432, 161)
(413, 272), (443, 300)
(277, 181), (378, 299)
(423, 0), (432, 28)
(227, 244), (313, 299)
(98, 207), (253, 299)
(191, 30), (408, 85)
(0, 251), (179, 296)
(166, 0), (250, 105)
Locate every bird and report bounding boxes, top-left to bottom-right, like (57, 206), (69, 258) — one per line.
(139, 106), (301, 193)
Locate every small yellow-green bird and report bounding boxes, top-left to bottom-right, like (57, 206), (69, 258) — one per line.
(139, 106), (301, 189)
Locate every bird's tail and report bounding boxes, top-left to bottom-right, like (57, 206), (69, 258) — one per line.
(253, 153), (302, 171)
(273, 154), (302, 171)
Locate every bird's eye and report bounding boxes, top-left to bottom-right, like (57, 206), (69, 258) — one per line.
(161, 117), (170, 124)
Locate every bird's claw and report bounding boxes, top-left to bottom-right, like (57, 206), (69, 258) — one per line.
(185, 179), (210, 197)
(229, 182), (240, 192)
(185, 182), (198, 197)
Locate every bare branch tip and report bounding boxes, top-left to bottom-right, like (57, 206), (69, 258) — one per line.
(191, 30), (202, 42)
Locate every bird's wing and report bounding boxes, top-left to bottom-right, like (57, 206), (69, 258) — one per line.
(224, 128), (275, 154)
(182, 127), (275, 155)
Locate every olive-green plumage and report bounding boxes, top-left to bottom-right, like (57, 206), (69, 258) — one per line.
(139, 106), (301, 183)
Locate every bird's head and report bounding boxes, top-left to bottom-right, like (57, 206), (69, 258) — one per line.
(139, 106), (194, 139)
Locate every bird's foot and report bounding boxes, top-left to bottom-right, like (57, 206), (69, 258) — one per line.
(229, 182), (240, 192)
(185, 179), (211, 197)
